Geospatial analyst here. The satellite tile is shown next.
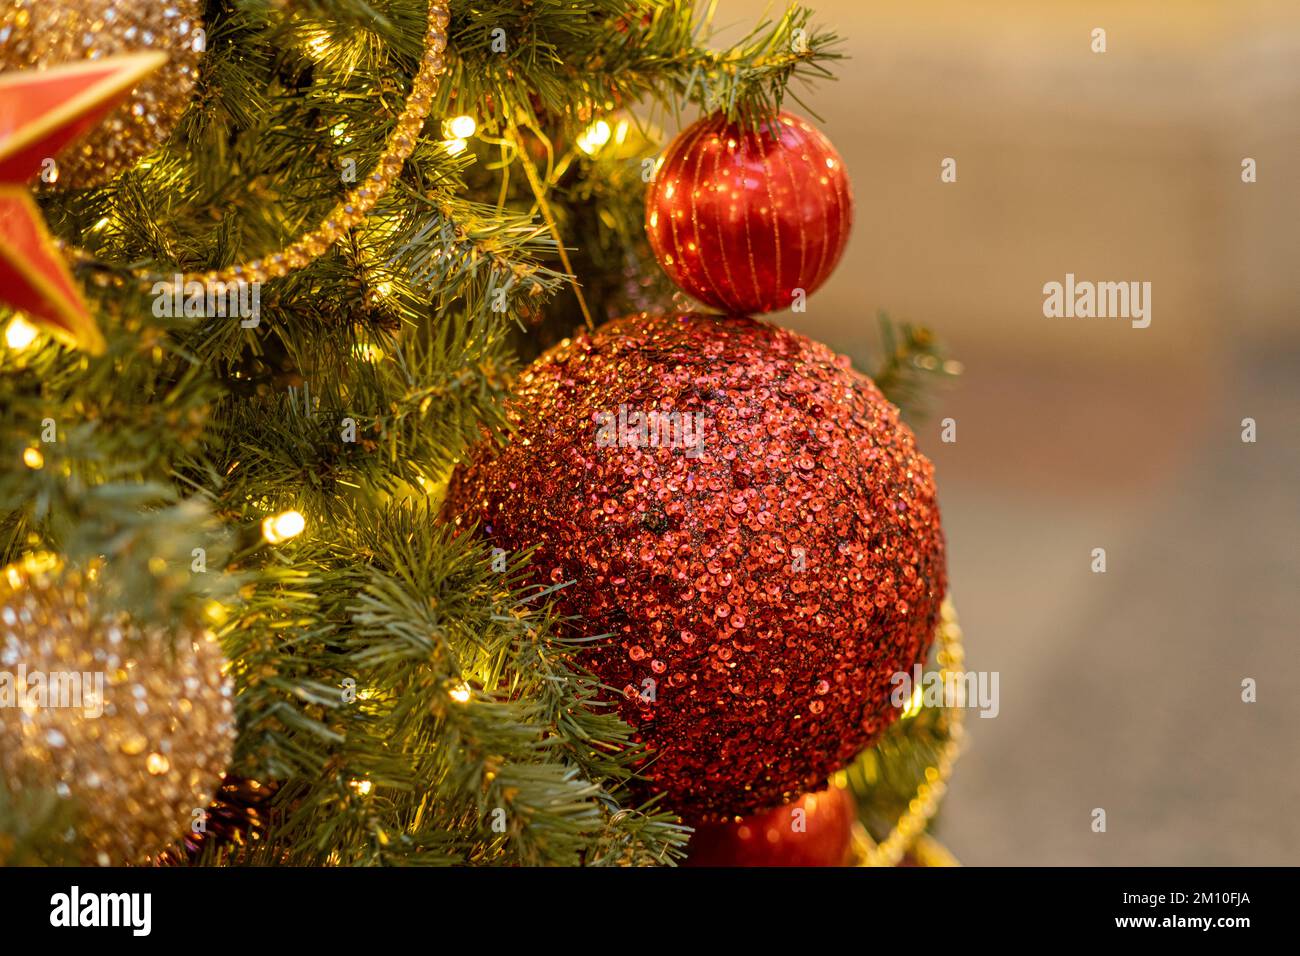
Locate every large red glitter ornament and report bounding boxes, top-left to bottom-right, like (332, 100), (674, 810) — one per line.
(443, 313), (945, 819)
(686, 785), (858, 867)
(645, 111), (853, 316)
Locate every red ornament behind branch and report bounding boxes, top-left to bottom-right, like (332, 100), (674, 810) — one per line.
(686, 785), (858, 867)
(443, 312), (945, 819)
(645, 111), (853, 316)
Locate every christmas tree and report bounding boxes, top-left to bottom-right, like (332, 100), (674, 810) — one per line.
(0, 0), (962, 867)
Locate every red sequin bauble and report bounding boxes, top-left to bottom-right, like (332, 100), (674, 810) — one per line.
(686, 785), (858, 867)
(645, 111), (853, 316)
(443, 313), (945, 819)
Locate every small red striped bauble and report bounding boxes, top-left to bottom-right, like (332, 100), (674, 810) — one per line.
(645, 110), (853, 315)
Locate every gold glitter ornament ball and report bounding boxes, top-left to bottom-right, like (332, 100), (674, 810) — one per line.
(0, 557), (235, 866)
(0, 0), (205, 188)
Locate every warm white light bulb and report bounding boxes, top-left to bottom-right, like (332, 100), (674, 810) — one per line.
(576, 119), (612, 155)
(444, 114), (477, 139)
(306, 34), (331, 60)
(5, 316), (39, 351)
(262, 510), (306, 544)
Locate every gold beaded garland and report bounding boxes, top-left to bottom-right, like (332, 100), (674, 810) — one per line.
(0, 555), (235, 866)
(851, 598), (967, 867)
(60, 0), (450, 289)
(0, 0), (205, 189)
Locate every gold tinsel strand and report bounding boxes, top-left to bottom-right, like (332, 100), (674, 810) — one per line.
(0, 0), (205, 189)
(0, 555), (235, 866)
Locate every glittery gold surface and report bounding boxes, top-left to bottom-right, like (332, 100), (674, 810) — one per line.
(444, 312), (947, 819)
(0, 557), (235, 866)
(0, 0), (204, 188)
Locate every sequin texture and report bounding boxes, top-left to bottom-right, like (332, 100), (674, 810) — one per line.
(444, 313), (946, 819)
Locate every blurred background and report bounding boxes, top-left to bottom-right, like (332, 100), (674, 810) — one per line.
(712, 0), (1300, 865)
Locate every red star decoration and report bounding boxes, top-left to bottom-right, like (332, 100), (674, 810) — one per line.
(0, 53), (167, 354)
